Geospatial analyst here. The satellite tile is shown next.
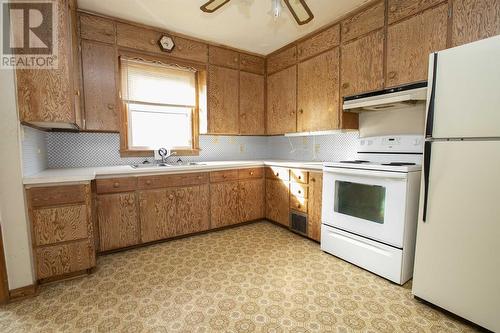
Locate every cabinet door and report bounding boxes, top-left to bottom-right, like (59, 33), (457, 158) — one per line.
(176, 185), (210, 236)
(239, 179), (265, 222)
(265, 179), (290, 227)
(386, 4), (448, 87)
(81, 40), (119, 131)
(387, 0), (445, 24)
(341, 30), (384, 97)
(79, 13), (116, 44)
(97, 193), (139, 251)
(240, 54), (265, 75)
(208, 65), (239, 134)
(451, 0), (500, 47)
(267, 46), (297, 74)
(267, 66), (297, 135)
(210, 181), (240, 228)
(239, 72), (265, 135)
(209, 46), (239, 69)
(138, 189), (176, 243)
(341, 1), (385, 42)
(297, 49), (340, 132)
(307, 172), (323, 242)
(297, 25), (340, 60)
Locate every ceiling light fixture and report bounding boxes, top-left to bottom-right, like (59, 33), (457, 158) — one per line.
(272, 0), (282, 19)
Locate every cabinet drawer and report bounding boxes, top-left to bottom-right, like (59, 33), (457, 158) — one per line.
(138, 172), (208, 189)
(290, 169), (309, 184)
(265, 167), (290, 181)
(29, 185), (87, 208)
(32, 205), (88, 246)
(79, 13), (115, 44)
(96, 177), (137, 194)
(290, 182), (308, 198)
(36, 240), (93, 279)
(290, 195), (308, 213)
(240, 53), (265, 74)
(209, 46), (239, 69)
(238, 168), (264, 180)
(210, 170), (239, 183)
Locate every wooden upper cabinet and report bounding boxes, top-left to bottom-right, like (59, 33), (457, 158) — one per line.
(341, 1), (385, 42)
(451, 0), (500, 47)
(341, 30), (384, 96)
(17, 0), (81, 129)
(267, 66), (297, 135)
(267, 46), (297, 74)
(297, 25), (340, 60)
(297, 49), (340, 132)
(210, 181), (240, 228)
(239, 72), (265, 135)
(81, 40), (119, 131)
(240, 53), (265, 75)
(265, 179), (290, 227)
(209, 46), (239, 69)
(239, 179), (265, 222)
(386, 4), (448, 87)
(116, 23), (208, 63)
(388, 0), (446, 24)
(307, 172), (323, 242)
(208, 65), (239, 134)
(176, 184), (210, 235)
(79, 13), (116, 44)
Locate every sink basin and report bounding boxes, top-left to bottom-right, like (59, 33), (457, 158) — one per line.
(130, 163), (173, 169)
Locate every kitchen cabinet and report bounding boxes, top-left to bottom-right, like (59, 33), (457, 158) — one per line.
(265, 178), (290, 227)
(209, 46), (239, 69)
(175, 185), (210, 236)
(16, 0), (82, 129)
(267, 66), (297, 135)
(307, 172), (323, 242)
(79, 13), (116, 44)
(341, 30), (385, 97)
(239, 179), (265, 222)
(138, 189), (176, 243)
(81, 40), (119, 131)
(341, 1), (385, 42)
(240, 53), (265, 75)
(297, 49), (340, 132)
(297, 25), (340, 61)
(210, 181), (240, 228)
(239, 72), (265, 135)
(451, 0), (500, 47)
(267, 46), (297, 74)
(208, 65), (239, 134)
(387, 0), (446, 24)
(386, 4), (448, 87)
(97, 192), (139, 251)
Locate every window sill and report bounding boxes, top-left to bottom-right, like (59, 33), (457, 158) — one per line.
(120, 149), (200, 158)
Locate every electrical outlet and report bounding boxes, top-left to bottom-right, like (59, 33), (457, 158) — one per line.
(212, 136), (219, 144)
(240, 144), (245, 153)
(314, 144), (321, 154)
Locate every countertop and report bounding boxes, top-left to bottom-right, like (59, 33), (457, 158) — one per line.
(23, 160), (325, 186)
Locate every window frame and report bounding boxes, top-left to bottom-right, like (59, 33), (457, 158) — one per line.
(118, 51), (205, 157)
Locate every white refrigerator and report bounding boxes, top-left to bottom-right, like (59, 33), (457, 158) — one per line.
(412, 35), (500, 332)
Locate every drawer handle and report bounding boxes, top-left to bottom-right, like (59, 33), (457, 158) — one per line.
(298, 176), (302, 180)
(299, 109), (304, 114)
(107, 104), (115, 110)
(297, 204), (301, 208)
(298, 190), (302, 194)
(342, 82), (350, 89)
(250, 171), (254, 175)
(223, 175), (227, 179)
(177, 45), (183, 51)
(146, 180), (152, 185)
(311, 178), (316, 182)
(275, 172), (279, 177)
(113, 182), (120, 188)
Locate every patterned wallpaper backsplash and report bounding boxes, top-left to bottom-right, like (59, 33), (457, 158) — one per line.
(21, 127), (359, 171)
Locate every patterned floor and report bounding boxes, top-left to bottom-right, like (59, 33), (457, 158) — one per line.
(0, 222), (479, 333)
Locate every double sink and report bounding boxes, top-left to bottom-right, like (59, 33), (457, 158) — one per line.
(130, 162), (207, 169)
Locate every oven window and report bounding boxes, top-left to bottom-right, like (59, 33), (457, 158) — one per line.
(334, 181), (386, 224)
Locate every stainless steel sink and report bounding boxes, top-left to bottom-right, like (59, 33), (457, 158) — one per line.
(130, 163), (173, 169)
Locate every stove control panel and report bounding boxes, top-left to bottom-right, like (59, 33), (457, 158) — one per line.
(359, 135), (423, 153)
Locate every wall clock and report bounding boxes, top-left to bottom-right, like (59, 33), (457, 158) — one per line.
(158, 35), (175, 52)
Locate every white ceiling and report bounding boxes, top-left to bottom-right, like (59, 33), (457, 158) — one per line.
(77, 0), (370, 55)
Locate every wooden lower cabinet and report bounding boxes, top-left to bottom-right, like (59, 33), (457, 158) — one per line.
(36, 240), (93, 279)
(138, 189), (176, 243)
(307, 172), (323, 242)
(239, 179), (265, 222)
(265, 178), (290, 227)
(210, 181), (240, 228)
(97, 192), (139, 251)
(175, 185), (210, 236)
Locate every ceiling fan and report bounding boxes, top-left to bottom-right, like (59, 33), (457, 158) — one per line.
(200, 0), (314, 25)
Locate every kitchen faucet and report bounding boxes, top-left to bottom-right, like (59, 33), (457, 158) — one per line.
(158, 148), (177, 164)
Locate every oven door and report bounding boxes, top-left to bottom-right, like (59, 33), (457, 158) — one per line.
(322, 167), (408, 248)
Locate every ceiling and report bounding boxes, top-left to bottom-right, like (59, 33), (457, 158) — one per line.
(77, 0), (371, 55)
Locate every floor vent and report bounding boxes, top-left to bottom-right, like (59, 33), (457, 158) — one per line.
(290, 211), (307, 236)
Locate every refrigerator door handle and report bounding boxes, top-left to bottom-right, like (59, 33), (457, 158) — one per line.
(422, 141), (432, 222)
(425, 53), (438, 138)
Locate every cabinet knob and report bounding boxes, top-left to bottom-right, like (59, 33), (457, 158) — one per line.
(297, 204), (301, 208)
(241, 59), (247, 64)
(168, 194), (174, 200)
(146, 180), (152, 185)
(250, 171), (254, 175)
(223, 175), (227, 179)
(299, 109), (304, 114)
(150, 39), (156, 45)
(113, 182), (120, 188)
(342, 82), (350, 89)
(107, 104), (115, 110)
(177, 45), (183, 51)
(298, 190), (302, 194)
(298, 175), (302, 180)
(197, 176), (203, 180)
(275, 172), (279, 177)
(311, 178), (316, 182)
(388, 71), (397, 79)
(234, 57), (238, 62)
(75, 89), (81, 96)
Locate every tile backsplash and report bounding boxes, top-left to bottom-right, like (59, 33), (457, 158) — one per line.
(21, 126), (48, 176)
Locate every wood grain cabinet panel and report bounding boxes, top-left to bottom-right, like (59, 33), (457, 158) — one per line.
(341, 30), (385, 96)
(267, 66), (297, 135)
(307, 172), (323, 242)
(290, 195), (307, 214)
(138, 172), (208, 190)
(297, 25), (340, 60)
(210, 181), (240, 228)
(265, 179), (290, 227)
(238, 168), (264, 180)
(97, 193), (139, 251)
(238, 179), (265, 222)
(29, 185), (87, 208)
(240, 54), (265, 74)
(210, 170), (239, 183)
(81, 40), (119, 131)
(32, 205), (88, 246)
(265, 167), (290, 181)
(209, 46), (239, 69)
(290, 169), (308, 184)
(386, 4), (448, 87)
(267, 46), (297, 74)
(290, 182), (308, 199)
(451, 0), (500, 47)
(96, 177), (137, 194)
(79, 13), (116, 43)
(341, 1), (385, 42)
(297, 49), (340, 132)
(176, 185), (210, 235)
(36, 240), (93, 279)
(388, 0), (446, 24)
(208, 65), (239, 134)
(239, 72), (265, 135)
(138, 189), (176, 243)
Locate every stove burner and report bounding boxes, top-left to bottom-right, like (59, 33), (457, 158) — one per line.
(340, 160), (370, 164)
(381, 162), (416, 166)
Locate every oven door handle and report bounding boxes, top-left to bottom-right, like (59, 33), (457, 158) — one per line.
(323, 167), (407, 179)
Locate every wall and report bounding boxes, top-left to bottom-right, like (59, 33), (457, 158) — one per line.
(0, 69), (35, 290)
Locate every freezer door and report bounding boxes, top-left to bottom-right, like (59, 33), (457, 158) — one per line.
(413, 140), (500, 332)
(426, 35), (500, 139)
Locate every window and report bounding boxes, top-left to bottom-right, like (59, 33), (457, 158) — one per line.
(120, 57), (201, 153)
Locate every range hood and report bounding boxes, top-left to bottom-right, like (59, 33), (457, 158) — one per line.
(343, 82), (428, 112)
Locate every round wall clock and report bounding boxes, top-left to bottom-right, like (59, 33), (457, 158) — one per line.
(158, 35), (175, 52)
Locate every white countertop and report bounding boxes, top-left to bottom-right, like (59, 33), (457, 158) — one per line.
(23, 160), (324, 186)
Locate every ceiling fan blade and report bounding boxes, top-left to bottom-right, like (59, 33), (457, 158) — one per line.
(200, 0), (231, 13)
(283, 0), (314, 25)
